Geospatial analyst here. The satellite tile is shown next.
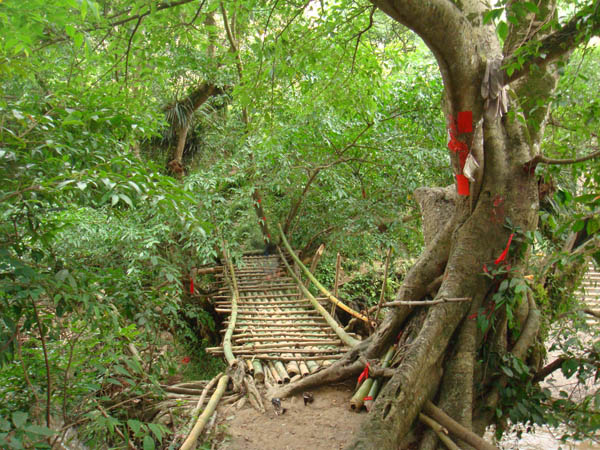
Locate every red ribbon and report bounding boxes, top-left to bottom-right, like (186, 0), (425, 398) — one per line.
(363, 396), (373, 401)
(190, 278), (194, 294)
(257, 197), (261, 204)
(357, 363), (370, 384)
(447, 115), (470, 178)
(494, 233), (515, 265)
(456, 174), (470, 196)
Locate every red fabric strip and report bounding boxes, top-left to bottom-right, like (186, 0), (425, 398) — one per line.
(494, 233), (515, 265)
(190, 278), (194, 294)
(456, 174), (470, 196)
(363, 396), (373, 401)
(357, 363), (370, 384)
(457, 111), (473, 133)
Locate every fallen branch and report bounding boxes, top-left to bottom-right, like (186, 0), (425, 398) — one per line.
(584, 308), (600, 319)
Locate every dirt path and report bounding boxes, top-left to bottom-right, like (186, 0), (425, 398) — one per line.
(215, 382), (365, 450)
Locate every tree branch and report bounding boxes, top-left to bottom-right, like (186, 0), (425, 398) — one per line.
(533, 357), (566, 383)
(124, 16), (143, 89)
(505, 4), (600, 84)
(524, 148), (600, 172)
(108, 0), (198, 28)
(351, 6), (376, 74)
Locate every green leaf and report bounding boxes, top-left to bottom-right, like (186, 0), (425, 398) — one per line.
(147, 423), (163, 442)
(113, 364), (131, 377)
(111, 194), (119, 206)
(127, 419), (143, 436)
(81, 0), (88, 20)
(501, 365), (514, 377)
(586, 218), (599, 235)
(24, 425), (55, 437)
(143, 435), (155, 450)
(74, 32), (83, 49)
(573, 220), (585, 232)
(65, 24), (76, 38)
(497, 21), (509, 41)
(12, 411), (28, 429)
(0, 417), (11, 432)
(119, 193), (133, 208)
(522, 2), (539, 14)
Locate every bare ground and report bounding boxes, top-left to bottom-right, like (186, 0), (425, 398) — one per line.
(214, 381), (365, 450)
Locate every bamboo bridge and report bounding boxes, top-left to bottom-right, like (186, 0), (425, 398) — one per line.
(205, 232), (368, 385)
(178, 233), (600, 449)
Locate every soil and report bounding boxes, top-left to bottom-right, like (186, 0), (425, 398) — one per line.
(214, 382), (365, 450)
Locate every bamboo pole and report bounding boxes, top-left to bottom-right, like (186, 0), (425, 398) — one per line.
(364, 345), (395, 412)
(331, 252), (342, 316)
(278, 224), (371, 324)
(350, 378), (374, 410)
(423, 401), (499, 450)
(233, 331), (336, 339)
(222, 243), (239, 366)
(207, 347), (347, 355)
(274, 361), (291, 383)
(374, 247), (393, 321)
(180, 374), (229, 450)
(277, 247), (360, 348)
(419, 413), (461, 450)
(267, 361), (283, 384)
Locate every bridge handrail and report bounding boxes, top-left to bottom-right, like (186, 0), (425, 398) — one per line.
(277, 223), (374, 325)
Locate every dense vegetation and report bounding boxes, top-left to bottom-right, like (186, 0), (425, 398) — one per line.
(1, 0), (599, 448)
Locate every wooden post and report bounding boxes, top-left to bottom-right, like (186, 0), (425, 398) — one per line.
(309, 243), (325, 273)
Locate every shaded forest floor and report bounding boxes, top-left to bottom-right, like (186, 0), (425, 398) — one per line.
(213, 382), (364, 450)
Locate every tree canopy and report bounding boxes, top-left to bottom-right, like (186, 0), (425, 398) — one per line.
(1, 0), (600, 448)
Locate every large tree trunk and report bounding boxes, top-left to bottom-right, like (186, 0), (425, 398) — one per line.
(345, 1), (559, 447)
(273, 1), (573, 448)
